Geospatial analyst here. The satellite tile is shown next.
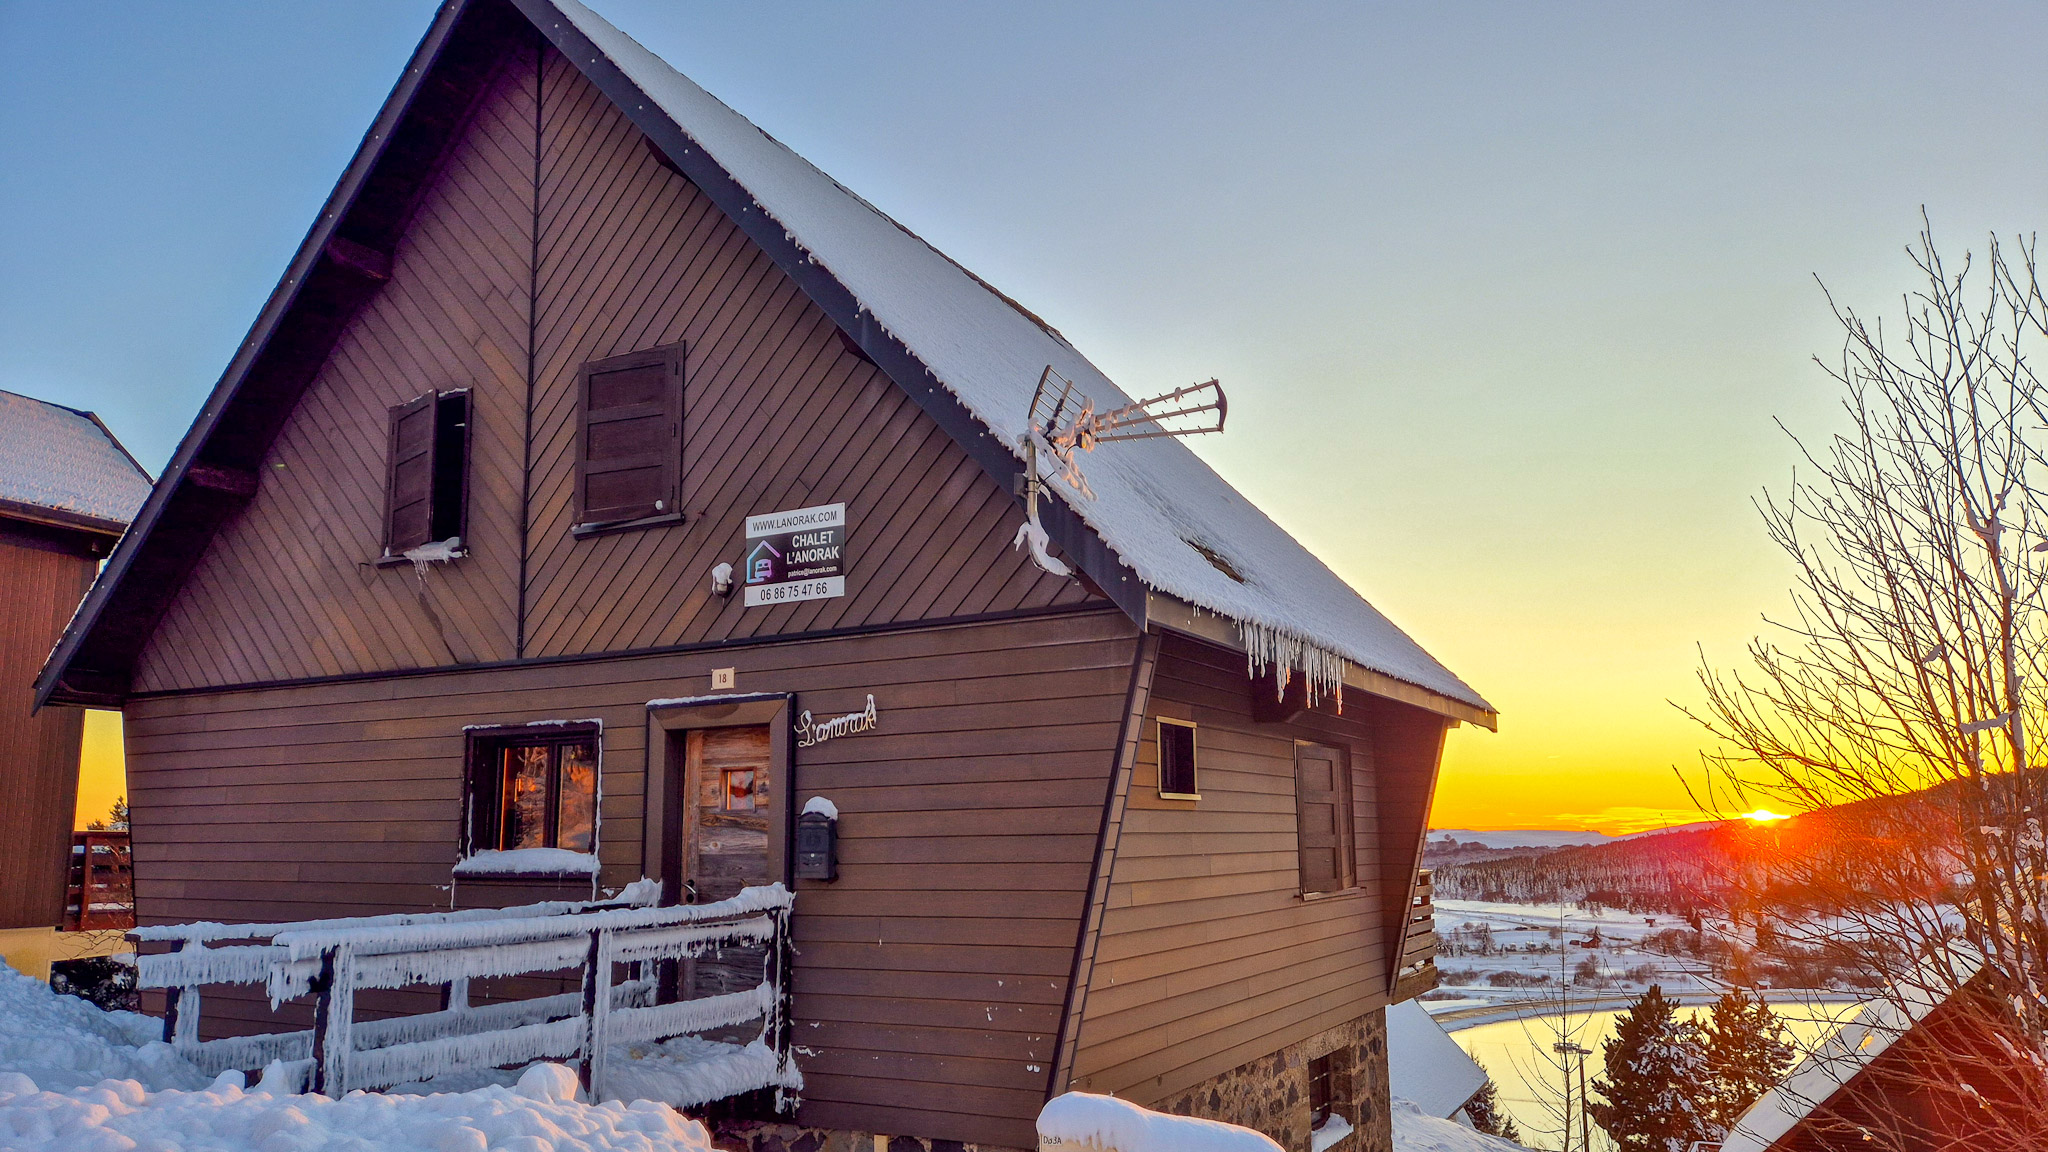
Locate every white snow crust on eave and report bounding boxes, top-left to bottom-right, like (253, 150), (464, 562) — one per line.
(544, 0), (1490, 715)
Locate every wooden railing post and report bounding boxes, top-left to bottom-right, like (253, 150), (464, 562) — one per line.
(767, 902), (795, 1113)
(160, 939), (189, 1047)
(309, 945), (356, 1097)
(577, 927), (610, 1100)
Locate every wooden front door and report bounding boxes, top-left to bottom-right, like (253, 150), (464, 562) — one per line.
(680, 725), (772, 1001)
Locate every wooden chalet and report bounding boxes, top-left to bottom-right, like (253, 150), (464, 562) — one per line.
(35, 2), (1495, 1148)
(0, 389), (149, 975)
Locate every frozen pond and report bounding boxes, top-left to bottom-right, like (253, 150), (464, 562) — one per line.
(1446, 997), (1862, 1150)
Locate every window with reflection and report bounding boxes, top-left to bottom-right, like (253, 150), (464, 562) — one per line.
(465, 725), (600, 854)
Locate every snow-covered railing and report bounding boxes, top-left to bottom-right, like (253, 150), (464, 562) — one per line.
(128, 883), (798, 1108)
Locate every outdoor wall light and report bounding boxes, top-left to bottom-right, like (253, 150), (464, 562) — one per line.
(711, 561), (734, 597)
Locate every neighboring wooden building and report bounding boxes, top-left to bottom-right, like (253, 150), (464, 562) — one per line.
(0, 389), (149, 970)
(36, 2), (1495, 1149)
(1724, 961), (2046, 1152)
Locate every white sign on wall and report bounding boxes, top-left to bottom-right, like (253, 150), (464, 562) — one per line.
(742, 502), (846, 607)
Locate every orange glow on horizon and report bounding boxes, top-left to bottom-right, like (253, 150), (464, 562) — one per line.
(1741, 808), (1792, 823)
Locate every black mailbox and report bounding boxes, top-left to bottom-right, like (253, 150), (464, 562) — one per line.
(795, 806), (837, 881)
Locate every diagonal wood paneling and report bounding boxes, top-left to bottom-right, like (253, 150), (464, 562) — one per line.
(521, 52), (1090, 661)
(133, 59), (538, 692)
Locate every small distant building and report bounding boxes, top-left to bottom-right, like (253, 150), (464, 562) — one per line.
(0, 389), (150, 975)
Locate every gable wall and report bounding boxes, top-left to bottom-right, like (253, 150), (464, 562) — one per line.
(1069, 632), (1394, 1102)
(133, 46), (1086, 695)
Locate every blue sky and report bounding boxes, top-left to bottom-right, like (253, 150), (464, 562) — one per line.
(7, 2), (2047, 829)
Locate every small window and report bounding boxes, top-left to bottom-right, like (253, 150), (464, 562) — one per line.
(575, 342), (684, 530)
(1296, 741), (1356, 894)
(382, 390), (469, 554)
(465, 725), (600, 855)
(1308, 1050), (1352, 1137)
(1157, 718), (1198, 800)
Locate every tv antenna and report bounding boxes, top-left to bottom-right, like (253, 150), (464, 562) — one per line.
(1014, 366), (1228, 577)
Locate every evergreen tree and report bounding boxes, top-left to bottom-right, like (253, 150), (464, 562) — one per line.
(85, 797), (128, 832)
(1588, 985), (1712, 1152)
(1700, 988), (1794, 1134)
(1463, 1064), (1521, 1144)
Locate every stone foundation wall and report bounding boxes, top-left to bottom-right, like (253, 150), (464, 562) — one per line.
(711, 1007), (1391, 1152)
(1154, 1009), (1391, 1152)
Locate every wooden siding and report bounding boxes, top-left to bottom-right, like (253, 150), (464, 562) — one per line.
(132, 45), (1084, 695)
(1067, 632), (1396, 1102)
(0, 525), (97, 927)
(132, 57), (536, 692)
(122, 608), (1138, 1147)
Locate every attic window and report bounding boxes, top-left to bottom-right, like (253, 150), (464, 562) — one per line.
(1184, 538), (1247, 583)
(382, 390), (469, 555)
(574, 342), (685, 533)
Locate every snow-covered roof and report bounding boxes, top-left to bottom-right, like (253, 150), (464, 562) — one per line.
(0, 390), (150, 531)
(545, 0), (1490, 717)
(1721, 953), (1984, 1152)
(1386, 1000), (1489, 1118)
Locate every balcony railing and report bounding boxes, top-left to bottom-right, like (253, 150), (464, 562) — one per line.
(1393, 868), (1437, 1002)
(128, 884), (799, 1108)
(66, 830), (134, 932)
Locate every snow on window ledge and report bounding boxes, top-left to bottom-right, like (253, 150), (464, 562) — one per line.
(453, 848), (600, 877)
(1310, 1114), (1353, 1152)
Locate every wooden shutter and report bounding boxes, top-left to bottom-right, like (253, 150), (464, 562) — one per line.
(576, 343), (683, 526)
(383, 392), (438, 553)
(1296, 741), (1355, 893)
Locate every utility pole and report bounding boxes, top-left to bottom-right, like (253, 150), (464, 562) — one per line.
(1553, 1041), (1590, 1152)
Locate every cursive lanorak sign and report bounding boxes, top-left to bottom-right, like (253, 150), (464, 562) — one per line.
(796, 695), (878, 748)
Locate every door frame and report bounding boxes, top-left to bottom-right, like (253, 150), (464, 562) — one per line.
(643, 692), (795, 905)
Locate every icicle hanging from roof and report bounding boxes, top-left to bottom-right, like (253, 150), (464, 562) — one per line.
(1237, 619), (1347, 711)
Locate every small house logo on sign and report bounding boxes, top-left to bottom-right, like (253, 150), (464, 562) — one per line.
(742, 502), (846, 607)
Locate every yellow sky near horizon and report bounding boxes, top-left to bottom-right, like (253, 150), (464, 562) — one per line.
(75, 710), (125, 830)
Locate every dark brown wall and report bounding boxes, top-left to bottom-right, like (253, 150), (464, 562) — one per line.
(0, 523), (98, 927)
(124, 608), (1138, 1147)
(1069, 633), (1402, 1102)
(131, 46), (1084, 696)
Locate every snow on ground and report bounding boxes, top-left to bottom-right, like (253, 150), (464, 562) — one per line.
(1426, 899), (1715, 1009)
(0, 965), (204, 1094)
(0, 965), (718, 1152)
(0, 1064), (714, 1152)
(1390, 1098), (1527, 1151)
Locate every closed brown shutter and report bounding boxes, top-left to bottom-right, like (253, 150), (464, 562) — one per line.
(383, 392), (439, 553)
(576, 343), (683, 526)
(1295, 741), (1355, 893)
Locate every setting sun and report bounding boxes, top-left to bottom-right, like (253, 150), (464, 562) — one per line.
(1741, 809), (1793, 823)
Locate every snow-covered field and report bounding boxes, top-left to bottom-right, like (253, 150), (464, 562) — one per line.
(1426, 899), (1717, 1010)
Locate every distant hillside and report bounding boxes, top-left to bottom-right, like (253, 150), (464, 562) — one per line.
(1429, 821), (1738, 914)
(1428, 786), (1966, 916)
(1428, 828), (1617, 849)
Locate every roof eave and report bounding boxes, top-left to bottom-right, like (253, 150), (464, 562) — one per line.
(1144, 591), (1498, 730)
